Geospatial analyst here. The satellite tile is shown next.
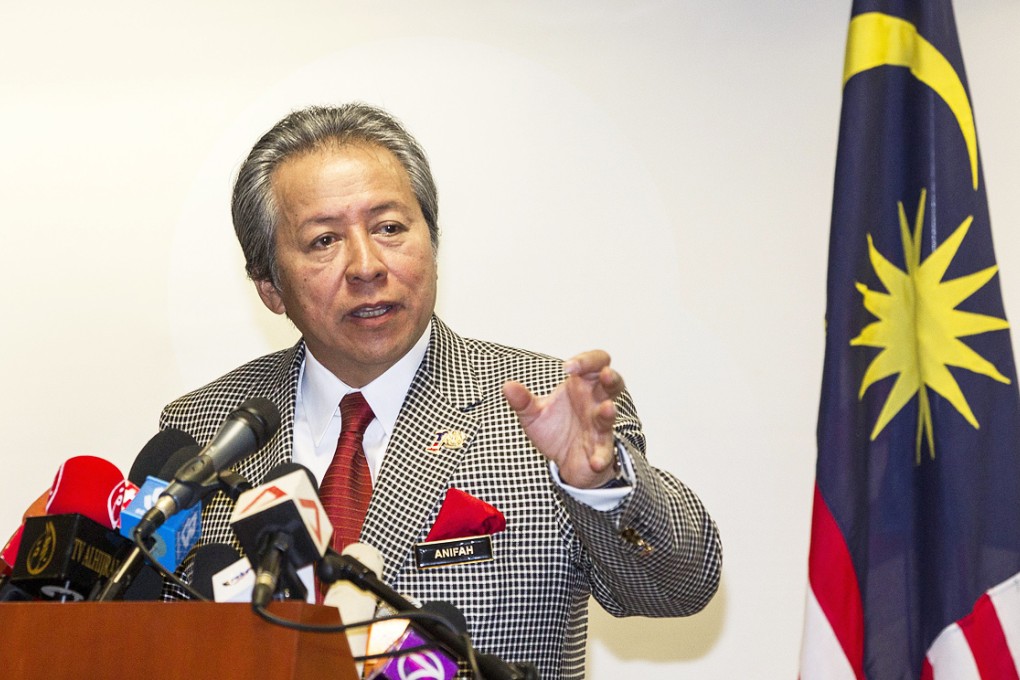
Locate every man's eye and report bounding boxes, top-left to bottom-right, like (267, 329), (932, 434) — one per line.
(378, 223), (404, 235)
(312, 234), (336, 248)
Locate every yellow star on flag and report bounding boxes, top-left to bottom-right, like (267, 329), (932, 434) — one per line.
(851, 188), (1011, 462)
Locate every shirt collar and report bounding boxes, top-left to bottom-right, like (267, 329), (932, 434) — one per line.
(299, 320), (432, 446)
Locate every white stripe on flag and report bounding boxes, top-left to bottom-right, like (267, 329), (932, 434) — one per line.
(927, 623), (981, 680)
(988, 572), (1020, 668)
(800, 586), (857, 680)
(987, 574), (1020, 664)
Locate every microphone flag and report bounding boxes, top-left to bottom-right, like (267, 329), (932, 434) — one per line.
(229, 467), (331, 566)
(368, 626), (459, 680)
(119, 476), (201, 572)
(10, 514), (130, 601)
(801, 2), (1020, 678)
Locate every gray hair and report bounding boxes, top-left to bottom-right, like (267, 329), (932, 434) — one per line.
(232, 103), (440, 284)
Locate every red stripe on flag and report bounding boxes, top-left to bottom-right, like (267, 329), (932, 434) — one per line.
(807, 484), (864, 679)
(958, 593), (1020, 680)
(921, 658), (934, 680)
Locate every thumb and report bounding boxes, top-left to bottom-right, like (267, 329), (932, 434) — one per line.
(502, 380), (539, 420)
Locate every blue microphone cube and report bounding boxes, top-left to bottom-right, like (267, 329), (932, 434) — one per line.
(120, 476), (201, 572)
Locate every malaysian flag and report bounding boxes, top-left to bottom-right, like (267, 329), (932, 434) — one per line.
(801, 1), (1020, 678)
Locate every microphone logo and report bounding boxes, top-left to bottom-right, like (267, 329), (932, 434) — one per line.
(236, 485), (286, 516)
(25, 521), (58, 576)
(142, 483), (168, 510)
(180, 509), (200, 547)
(106, 478), (128, 529)
(297, 498), (326, 545)
(397, 651), (447, 680)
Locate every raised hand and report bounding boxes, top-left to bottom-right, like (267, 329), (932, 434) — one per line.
(502, 350), (625, 489)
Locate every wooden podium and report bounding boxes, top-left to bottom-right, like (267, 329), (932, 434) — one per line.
(0, 600), (358, 680)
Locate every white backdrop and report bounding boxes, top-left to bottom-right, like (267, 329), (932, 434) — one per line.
(2, 1), (1019, 676)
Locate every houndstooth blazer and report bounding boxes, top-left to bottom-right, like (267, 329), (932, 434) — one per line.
(160, 316), (722, 679)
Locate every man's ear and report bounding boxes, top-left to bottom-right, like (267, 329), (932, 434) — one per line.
(255, 278), (287, 315)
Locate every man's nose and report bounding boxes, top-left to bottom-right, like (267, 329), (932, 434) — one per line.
(346, 231), (386, 283)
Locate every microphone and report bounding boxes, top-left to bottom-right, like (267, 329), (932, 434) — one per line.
(94, 469), (203, 601)
(128, 428), (200, 486)
(136, 397), (280, 539)
(324, 542), (385, 676)
(191, 543), (243, 601)
(86, 431), (202, 602)
(366, 601), (463, 680)
(119, 473), (202, 572)
(0, 489), (50, 576)
(0, 527), (21, 578)
(319, 545), (537, 680)
(8, 456), (132, 601)
(205, 552), (316, 603)
(120, 428), (201, 532)
(229, 463), (331, 608)
(46, 455), (128, 530)
(10, 513), (132, 602)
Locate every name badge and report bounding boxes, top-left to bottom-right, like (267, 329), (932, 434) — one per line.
(414, 535), (494, 569)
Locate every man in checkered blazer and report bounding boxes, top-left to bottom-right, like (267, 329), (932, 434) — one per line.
(162, 103), (722, 679)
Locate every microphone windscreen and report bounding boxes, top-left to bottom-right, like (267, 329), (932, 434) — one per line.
(22, 489), (50, 521)
(128, 429), (199, 486)
(421, 600), (468, 635)
(157, 444), (202, 480)
(192, 543), (243, 600)
(328, 543), (384, 676)
(343, 542), (385, 574)
(120, 562), (165, 601)
(0, 526), (24, 573)
(1, 489), (52, 574)
(46, 456), (126, 530)
(237, 397), (282, 447)
(264, 462), (318, 490)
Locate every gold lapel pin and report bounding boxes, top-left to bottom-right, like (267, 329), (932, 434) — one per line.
(425, 430), (466, 453)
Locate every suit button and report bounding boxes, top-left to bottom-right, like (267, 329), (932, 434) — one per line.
(619, 527), (654, 555)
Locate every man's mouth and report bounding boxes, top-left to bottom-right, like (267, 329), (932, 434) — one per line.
(350, 304), (393, 319)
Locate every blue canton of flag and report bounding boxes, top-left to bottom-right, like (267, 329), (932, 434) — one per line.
(801, 1), (1020, 678)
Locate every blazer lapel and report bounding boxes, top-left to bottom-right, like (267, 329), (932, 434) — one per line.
(234, 341), (304, 485)
(360, 318), (482, 583)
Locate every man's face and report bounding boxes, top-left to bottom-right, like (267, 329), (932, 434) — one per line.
(256, 143), (438, 387)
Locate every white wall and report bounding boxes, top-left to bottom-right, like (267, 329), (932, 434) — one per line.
(2, 1), (1018, 676)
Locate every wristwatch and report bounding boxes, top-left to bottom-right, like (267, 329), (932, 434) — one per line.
(597, 447), (630, 489)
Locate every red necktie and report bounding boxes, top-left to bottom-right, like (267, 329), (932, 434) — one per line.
(320, 392), (375, 554)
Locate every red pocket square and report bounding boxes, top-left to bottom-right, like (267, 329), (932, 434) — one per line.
(426, 488), (506, 542)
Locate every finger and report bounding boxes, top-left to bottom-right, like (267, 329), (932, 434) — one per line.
(589, 445), (617, 474)
(593, 399), (617, 433)
(598, 366), (626, 398)
(502, 380), (539, 419)
(563, 350), (611, 377)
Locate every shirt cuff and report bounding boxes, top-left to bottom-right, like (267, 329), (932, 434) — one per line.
(549, 443), (634, 511)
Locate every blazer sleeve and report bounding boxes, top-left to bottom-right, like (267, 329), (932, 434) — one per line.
(553, 394), (723, 618)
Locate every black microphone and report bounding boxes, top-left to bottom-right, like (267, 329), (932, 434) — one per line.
(136, 397), (281, 539)
(157, 445), (205, 481)
(229, 463), (331, 608)
(367, 600), (463, 679)
(318, 546), (538, 680)
(191, 543), (244, 601)
(89, 431), (202, 603)
(128, 428), (199, 486)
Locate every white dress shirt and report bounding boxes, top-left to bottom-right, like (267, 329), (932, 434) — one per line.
(292, 320), (631, 511)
